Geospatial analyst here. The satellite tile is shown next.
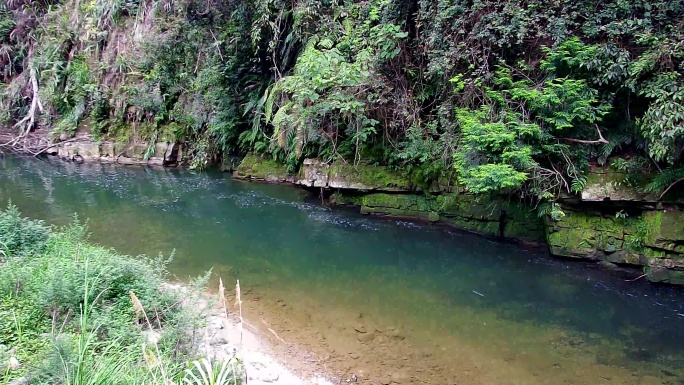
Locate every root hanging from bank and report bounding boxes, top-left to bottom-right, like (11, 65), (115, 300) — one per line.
(13, 65), (44, 136)
(1, 63), (50, 153)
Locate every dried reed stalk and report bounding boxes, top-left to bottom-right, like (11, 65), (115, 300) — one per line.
(130, 291), (169, 382)
(235, 280), (243, 346)
(218, 278), (228, 318)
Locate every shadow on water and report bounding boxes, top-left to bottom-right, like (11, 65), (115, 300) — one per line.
(2, 155), (684, 383)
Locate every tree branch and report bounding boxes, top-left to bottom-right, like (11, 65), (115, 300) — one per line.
(658, 177), (684, 200)
(558, 125), (609, 145)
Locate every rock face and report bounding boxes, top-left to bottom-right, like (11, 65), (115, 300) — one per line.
(335, 192), (545, 243)
(548, 163), (684, 284)
(48, 140), (181, 166)
(233, 153), (294, 183)
(235, 155), (415, 192)
(235, 154), (545, 244)
(580, 167), (657, 202)
(547, 208), (684, 284)
(297, 159), (414, 192)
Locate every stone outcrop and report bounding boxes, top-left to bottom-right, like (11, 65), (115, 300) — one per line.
(581, 166), (657, 202)
(548, 162), (684, 284)
(232, 153), (294, 183)
(47, 140), (182, 166)
(235, 155), (415, 192)
(547, 208), (684, 284)
(296, 158), (415, 192)
(235, 154), (545, 243)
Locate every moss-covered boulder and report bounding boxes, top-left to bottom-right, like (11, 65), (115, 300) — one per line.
(233, 153), (292, 183)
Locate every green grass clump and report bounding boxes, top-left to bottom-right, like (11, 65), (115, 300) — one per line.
(0, 206), (244, 385)
(0, 204), (50, 258)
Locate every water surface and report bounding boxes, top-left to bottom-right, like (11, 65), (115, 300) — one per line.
(1, 155), (684, 384)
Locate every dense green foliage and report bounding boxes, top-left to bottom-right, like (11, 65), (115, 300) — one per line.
(0, 206), (242, 384)
(1, 0), (684, 201)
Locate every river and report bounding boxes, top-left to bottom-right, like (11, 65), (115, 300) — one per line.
(1, 155), (684, 384)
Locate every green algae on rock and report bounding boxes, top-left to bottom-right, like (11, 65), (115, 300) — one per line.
(333, 192), (546, 243)
(545, 208), (684, 283)
(233, 153), (293, 183)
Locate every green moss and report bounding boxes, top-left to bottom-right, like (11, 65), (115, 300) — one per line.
(442, 216), (500, 236)
(361, 193), (439, 211)
(235, 153), (290, 181)
(338, 192), (545, 242)
(546, 208), (684, 270)
(642, 211), (663, 245)
(330, 192), (362, 206)
(329, 163), (413, 190)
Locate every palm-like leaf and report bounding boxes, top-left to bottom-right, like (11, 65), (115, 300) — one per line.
(182, 357), (243, 385)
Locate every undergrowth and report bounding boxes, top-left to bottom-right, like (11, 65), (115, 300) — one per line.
(0, 205), (243, 385)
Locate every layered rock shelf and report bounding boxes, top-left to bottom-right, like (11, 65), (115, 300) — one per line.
(49, 140), (182, 166)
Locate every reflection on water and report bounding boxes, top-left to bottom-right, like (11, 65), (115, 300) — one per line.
(2, 155), (684, 384)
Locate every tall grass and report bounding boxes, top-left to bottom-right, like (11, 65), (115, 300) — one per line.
(0, 206), (244, 385)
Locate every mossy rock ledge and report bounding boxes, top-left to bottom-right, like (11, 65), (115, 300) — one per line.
(234, 155), (415, 192)
(234, 155), (545, 243)
(232, 153), (293, 183)
(48, 140), (181, 166)
(546, 208), (684, 284)
(333, 192), (546, 244)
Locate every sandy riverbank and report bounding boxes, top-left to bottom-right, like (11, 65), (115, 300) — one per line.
(169, 283), (336, 385)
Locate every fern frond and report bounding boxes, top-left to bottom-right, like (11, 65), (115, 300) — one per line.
(570, 174), (588, 193)
(598, 132), (632, 165)
(647, 165), (684, 194)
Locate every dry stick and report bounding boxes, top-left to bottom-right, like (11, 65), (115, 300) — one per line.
(625, 273), (647, 282)
(209, 29), (224, 61)
(58, 308), (72, 335)
(658, 177), (684, 201)
(235, 280), (244, 346)
(218, 278), (227, 316)
(558, 124), (609, 145)
(337, 367), (351, 385)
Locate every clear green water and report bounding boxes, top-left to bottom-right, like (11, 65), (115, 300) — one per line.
(2, 155), (684, 384)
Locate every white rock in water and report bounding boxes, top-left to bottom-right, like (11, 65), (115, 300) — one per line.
(9, 356), (21, 369)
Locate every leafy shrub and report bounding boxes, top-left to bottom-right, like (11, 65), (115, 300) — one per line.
(0, 207), (241, 385)
(0, 204), (51, 258)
